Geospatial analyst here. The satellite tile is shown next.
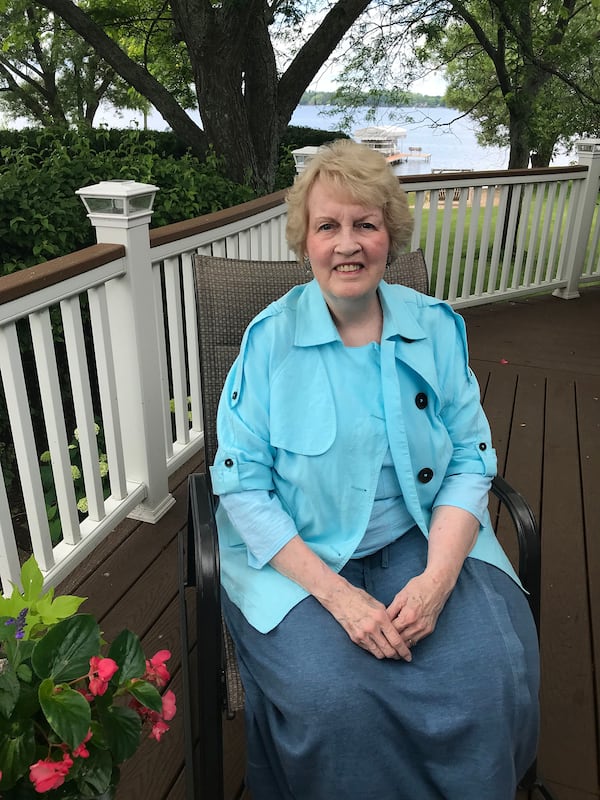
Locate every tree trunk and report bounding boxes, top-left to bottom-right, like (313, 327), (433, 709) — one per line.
(507, 95), (532, 169)
(530, 141), (556, 168)
(35, 0), (373, 191)
(172, 0), (277, 192)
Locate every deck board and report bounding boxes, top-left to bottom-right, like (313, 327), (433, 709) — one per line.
(59, 286), (600, 800)
(464, 287), (600, 800)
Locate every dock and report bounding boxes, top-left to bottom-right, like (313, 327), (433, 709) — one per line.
(387, 148), (432, 165)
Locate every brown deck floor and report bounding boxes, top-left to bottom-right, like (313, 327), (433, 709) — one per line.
(59, 285), (600, 800)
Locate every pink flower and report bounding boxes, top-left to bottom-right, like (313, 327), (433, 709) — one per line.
(149, 690), (177, 740)
(144, 650), (172, 688)
(72, 729), (93, 759)
(161, 689), (177, 721)
(88, 655), (119, 696)
(150, 718), (170, 741)
(29, 754), (73, 793)
(129, 689), (177, 741)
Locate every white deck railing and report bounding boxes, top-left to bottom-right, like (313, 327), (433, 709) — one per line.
(0, 140), (599, 592)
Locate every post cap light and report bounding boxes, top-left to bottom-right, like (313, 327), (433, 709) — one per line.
(291, 146), (321, 174)
(576, 139), (600, 155)
(76, 180), (159, 218)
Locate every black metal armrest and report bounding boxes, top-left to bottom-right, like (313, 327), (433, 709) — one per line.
(490, 475), (541, 634)
(180, 472), (224, 800)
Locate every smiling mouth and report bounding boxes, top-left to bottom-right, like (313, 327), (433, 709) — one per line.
(335, 264), (362, 272)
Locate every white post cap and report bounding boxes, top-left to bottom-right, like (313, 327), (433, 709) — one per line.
(76, 180), (159, 219)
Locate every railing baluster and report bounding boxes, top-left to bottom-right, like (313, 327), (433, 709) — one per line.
(523, 184), (545, 287)
(584, 206), (600, 277)
(182, 251), (203, 434)
(61, 295), (105, 523)
(0, 323), (54, 570)
(164, 255), (189, 446)
(87, 284), (127, 500)
(410, 190), (426, 252)
(499, 185), (522, 293)
(462, 186), (483, 300)
(448, 190), (469, 302)
(488, 185), (510, 294)
(547, 181), (569, 282)
(475, 184), (496, 296)
(538, 183), (558, 285)
(512, 183), (534, 288)
(152, 260), (173, 461)
(29, 308), (80, 545)
(0, 460), (20, 592)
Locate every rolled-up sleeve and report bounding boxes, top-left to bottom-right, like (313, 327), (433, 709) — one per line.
(210, 326), (276, 496)
(432, 312), (497, 523)
(218, 490), (298, 569)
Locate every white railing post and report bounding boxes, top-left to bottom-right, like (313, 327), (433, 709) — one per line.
(553, 139), (600, 299)
(76, 181), (175, 522)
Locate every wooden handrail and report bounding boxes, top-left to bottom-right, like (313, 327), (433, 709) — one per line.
(149, 189), (289, 248)
(399, 165), (588, 185)
(0, 243), (125, 305)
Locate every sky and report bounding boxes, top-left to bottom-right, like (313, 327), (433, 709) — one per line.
(308, 56), (448, 97)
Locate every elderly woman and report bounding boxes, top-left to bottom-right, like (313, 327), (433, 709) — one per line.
(210, 139), (539, 800)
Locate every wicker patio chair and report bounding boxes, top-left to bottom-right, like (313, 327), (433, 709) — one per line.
(178, 249), (554, 800)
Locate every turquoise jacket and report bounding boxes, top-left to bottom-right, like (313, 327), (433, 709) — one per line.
(210, 279), (520, 632)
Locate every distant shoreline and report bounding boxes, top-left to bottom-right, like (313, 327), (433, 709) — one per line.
(299, 90), (446, 110)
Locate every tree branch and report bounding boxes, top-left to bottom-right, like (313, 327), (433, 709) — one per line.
(34, 0), (207, 152)
(277, 0), (374, 119)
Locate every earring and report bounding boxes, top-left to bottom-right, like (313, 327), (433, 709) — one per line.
(303, 256), (312, 274)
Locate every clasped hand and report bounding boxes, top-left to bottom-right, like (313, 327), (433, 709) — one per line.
(327, 572), (452, 661)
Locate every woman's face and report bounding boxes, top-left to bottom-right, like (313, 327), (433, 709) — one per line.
(304, 178), (390, 310)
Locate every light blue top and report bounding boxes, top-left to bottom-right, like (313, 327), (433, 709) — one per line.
(210, 279), (520, 633)
(218, 344), (418, 565)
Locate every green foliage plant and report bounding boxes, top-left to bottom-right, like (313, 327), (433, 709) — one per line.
(0, 127), (255, 276)
(39, 424), (110, 546)
(0, 556), (176, 798)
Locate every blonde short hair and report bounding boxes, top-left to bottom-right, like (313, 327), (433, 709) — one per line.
(286, 139), (413, 260)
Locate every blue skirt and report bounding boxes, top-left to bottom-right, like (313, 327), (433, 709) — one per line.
(223, 527), (540, 800)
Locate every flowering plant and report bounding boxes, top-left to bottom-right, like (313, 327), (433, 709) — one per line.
(0, 557), (176, 798)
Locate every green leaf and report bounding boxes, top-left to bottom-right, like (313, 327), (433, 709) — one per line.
(16, 662), (32, 683)
(127, 679), (162, 713)
(0, 663), (20, 718)
(38, 677), (91, 750)
(36, 592), (86, 624)
(73, 744), (113, 797)
(10, 640), (35, 673)
(31, 614), (100, 682)
(12, 679), (39, 720)
(0, 597), (25, 621)
(90, 718), (109, 751)
(0, 719), (36, 788)
(108, 629), (145, 683)
(19, 556), (44, 602)
(98, 705), (142, 763)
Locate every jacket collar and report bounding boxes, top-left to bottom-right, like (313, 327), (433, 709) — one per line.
(293, 279), (428, 347)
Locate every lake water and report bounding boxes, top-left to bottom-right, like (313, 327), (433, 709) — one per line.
(290, 104), (573, 174)
(3, 102), (574, 172)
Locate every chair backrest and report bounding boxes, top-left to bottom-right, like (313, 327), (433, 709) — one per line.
(193, 249), (430, 466)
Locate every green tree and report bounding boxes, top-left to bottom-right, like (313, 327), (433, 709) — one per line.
(31, 0), (375, 192)
(0, 1), (117, 126)
(329, 0), (600, 169)
(0, 0), (196, 128)
(433, 1), (600, 166)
